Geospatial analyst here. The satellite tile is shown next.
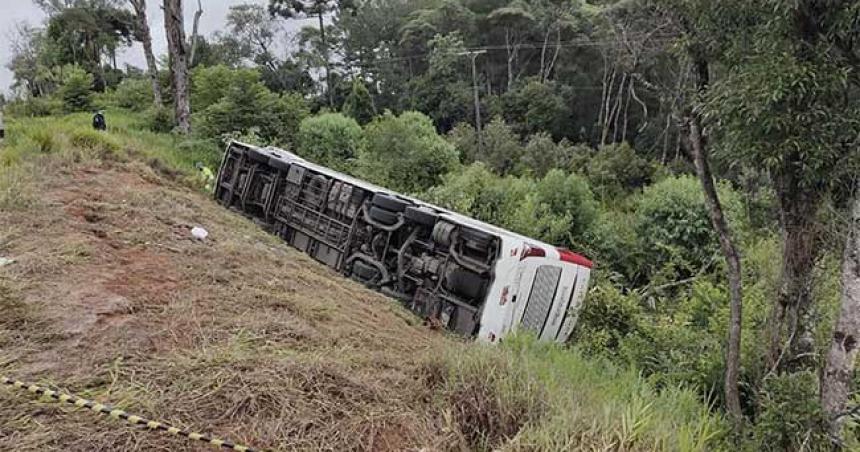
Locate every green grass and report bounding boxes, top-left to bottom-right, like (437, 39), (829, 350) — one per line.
(431, 334), (729, 451)
(1, 110), (222, 176)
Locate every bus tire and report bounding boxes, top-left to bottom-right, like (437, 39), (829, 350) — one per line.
(369, 205), (398, 225)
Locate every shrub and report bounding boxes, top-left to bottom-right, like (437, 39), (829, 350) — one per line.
(144, 105), (174, 133)
(752, 371), (829, 451)
(58, 66), (94, 112)
(518, 132), (576, 177)
(296, 113), (362, 172)
(476, 118), (523, 175)
(501, 78), (571, 138)
(359, 111), (459, 193)
(342, 80), (376, 125)
(633, 175), (746, 281)
(195, 68), (309, 146)
(5, 97), (64, 117)
(576, 142), (655, 200)
(113, 77), (154, 111)
(29, 128), (58, 154)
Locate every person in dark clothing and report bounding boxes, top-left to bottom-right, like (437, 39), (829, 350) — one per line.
(92, 110), (106, 131)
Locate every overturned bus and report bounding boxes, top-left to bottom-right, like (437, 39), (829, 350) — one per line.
(214, 141), (593, 343)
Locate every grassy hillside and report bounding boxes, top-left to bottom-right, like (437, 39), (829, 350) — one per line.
(0, 112), (727, 450)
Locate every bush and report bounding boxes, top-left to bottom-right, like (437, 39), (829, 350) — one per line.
(576, 142), (655, 200)
(633, 175), (746, 281)
(5, 97), (64, 117)
(144, 105), (174, 133)
(195, 68), (309, 146)
(752, 371), (829, 451)
(58, 66), (94, 112)
(342, 80), (376, 125)
(426, 164), (596, 248)
(501, 78), (571, 138)
(113, 77), (154, 111)
(359, 111), (459, 193)
(296, 113), (362, 172)
(518, 132), (576, 177)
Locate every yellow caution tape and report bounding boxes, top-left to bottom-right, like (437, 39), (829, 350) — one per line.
(1, 375), (257, 451)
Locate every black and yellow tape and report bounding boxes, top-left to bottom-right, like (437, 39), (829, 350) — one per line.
(1, 375), (257, 451)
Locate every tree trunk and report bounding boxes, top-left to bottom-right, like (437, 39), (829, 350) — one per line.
(766, 164), (822, 372)
(687, 111), (744, 425)
(163, 0), (190, 133)
(188, 0), (203, 68)
(821, 192), (860, 443)
(129, 0), (162, 107)
(318, 10), (333, 108)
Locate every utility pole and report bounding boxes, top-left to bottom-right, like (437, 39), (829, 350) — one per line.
(458, 50), (486, 152)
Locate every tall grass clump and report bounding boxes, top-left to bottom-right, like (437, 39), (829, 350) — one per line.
(428, 334), (728, 451)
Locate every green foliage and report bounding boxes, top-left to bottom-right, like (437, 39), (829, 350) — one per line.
(144, 105), (174, 134)
(296, 113), (363, 172)
(633, 175), (745, 280)
(58, 66), (94, 112)
(451, 117), (525, 175)
(68, 128), (120, 154)
(502, 78), (571, 138)
(194, 67), (310, 146)
(359, 111), (459, 193)
(5, 97), (64, 117)
(570, 283), (643, 357)
(341, 80), (376, 125)
(576, 142), (655, 200)
(517, 132), (576, 178)
(426, 163), (596, 247)
(112, 78), (153, 111)
(752, 371), (828, 451)
(191, 65), (254, 111)
(513, 169), (597, 244)
(433, 334), (729, 451)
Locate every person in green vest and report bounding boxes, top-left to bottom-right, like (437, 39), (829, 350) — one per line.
(195, 162), (215, 192)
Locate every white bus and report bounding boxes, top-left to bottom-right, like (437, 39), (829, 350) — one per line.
(214, 141), (592, 343)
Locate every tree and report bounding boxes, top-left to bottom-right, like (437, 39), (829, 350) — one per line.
(42, 2), (134, 90)
(342, 79), (376, 124)
(163, 0), (190, 133)
(269, 0), (355, 107)
(128, 0), (161, 106)
(297, 112), (363, 171)
(486, 1), (536, 91)
(7, 23), (50, 97)
(188, 0), (203, 67)
(700, 0), (860, 372)
(58, 65), (94, 111)
(518, 132), (575, 178)
(821, 192), (860, 442)
(359, 111), (460, 193)
(225, 3), (278, 65)
(473, 117), (522, 175)
(195, 67), (309, 145)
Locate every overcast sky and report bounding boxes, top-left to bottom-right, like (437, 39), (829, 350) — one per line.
(0, 0), (312, 95)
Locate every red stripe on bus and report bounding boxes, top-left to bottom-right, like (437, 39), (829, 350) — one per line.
(556, 248), (593, 268)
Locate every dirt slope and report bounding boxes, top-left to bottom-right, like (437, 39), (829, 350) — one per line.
(0, 157), (461, 451)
